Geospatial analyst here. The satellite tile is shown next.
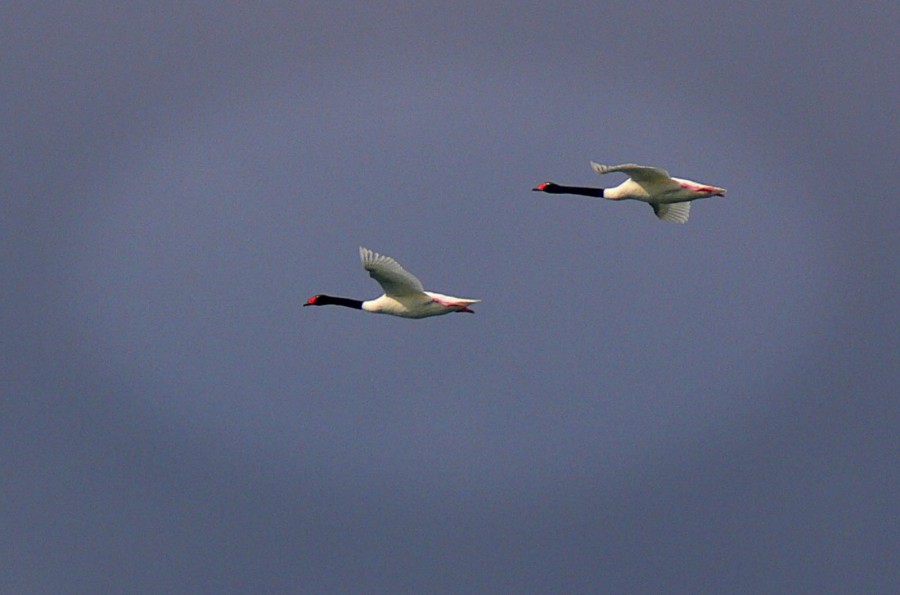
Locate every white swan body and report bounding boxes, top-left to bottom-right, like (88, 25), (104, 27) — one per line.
(304, 247), (479, 319)
(533, 162), (726, 223)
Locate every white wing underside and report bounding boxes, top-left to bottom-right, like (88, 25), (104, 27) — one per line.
(359, 246), (425, 296)
(591, 162), (672, 183)
(652, 202), (691, 223)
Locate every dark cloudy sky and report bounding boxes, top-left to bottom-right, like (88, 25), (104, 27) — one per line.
(3, 2), (898, 593)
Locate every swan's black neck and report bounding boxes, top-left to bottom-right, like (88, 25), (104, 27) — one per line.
(538, 183), (605, 198)
(309, 295), (363, 309)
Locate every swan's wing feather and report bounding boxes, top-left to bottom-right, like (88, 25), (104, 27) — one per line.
(651, 202), (691, 223)
(359, 247), (425, 296)
(591, 162), (671, 183)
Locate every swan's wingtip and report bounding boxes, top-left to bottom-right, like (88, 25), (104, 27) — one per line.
(358, 246), (376, 266)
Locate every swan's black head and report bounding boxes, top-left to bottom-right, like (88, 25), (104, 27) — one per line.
(532, 182), (562, 193)
(305, 294), (341, 307)
(531, 181), (605, 198)
(303, 294), (363, 310)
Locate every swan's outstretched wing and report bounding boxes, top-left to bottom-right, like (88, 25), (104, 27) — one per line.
(359, 247), (425, 296)
(591, 162), (671, 183)
(651, 202), (691, 223)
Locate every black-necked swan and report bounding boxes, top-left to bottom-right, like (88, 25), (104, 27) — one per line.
(304, 247), (480, 319)
(532, 162), (726, 223)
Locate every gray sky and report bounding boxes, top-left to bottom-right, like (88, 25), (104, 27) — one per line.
(3, 2), (898, 593)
